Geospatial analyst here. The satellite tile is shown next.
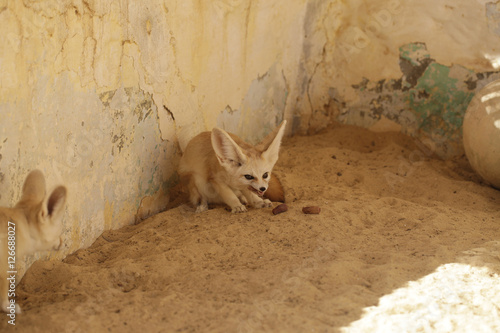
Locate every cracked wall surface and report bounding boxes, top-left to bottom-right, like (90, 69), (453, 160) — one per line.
(298, 0), (500, 157)
(333, 43), (500, 157)
(2, 0), (500, 276)
(294, 0), (500, 157)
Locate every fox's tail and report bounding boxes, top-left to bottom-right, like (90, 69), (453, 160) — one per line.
(264, 175), (285, 203)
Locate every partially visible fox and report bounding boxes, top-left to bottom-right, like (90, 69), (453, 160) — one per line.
(179, 121), (286, 213)
(0, 170), (67, 313)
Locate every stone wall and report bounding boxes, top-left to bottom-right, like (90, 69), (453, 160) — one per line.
(302, 0), (500, 157)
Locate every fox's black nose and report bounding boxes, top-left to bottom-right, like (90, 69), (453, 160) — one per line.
(259, 187), (266, 192)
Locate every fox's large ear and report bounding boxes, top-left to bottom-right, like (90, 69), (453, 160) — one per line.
(17, 169), (46, 207)
(211, 127), (247, 167)
(44, 186), (67, 223)
(261, 120), (286, 166)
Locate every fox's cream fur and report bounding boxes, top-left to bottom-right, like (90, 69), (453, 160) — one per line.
(179, 121), (286, 213)
(0, 170), (67, 313)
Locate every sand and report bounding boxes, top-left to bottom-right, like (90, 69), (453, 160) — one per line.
(2, 123), (500, 332)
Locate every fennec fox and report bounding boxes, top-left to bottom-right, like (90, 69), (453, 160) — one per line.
(0, 170), (67, 313)
(179, 121), (286, 213)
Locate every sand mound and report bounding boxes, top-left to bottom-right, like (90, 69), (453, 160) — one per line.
(3, 123), (500, 332)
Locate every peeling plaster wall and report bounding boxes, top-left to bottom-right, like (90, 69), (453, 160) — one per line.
(300, 0), (500, 157)
(0, 0), (311, 277)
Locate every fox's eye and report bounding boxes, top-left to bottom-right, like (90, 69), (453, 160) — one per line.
(263, 172), (269, 179)
(244, 174), (254, 180)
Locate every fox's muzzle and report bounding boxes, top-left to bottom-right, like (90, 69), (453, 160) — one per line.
(249, 186), (265, 197)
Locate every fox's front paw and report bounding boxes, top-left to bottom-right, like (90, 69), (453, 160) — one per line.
(252, 199), (272, 208)
(231, 205), (247, 213)
(195, 203), (208, 213)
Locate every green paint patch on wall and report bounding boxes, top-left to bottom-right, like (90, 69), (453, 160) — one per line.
(332, 42), (500, 157)
(408, 62), (475, 138)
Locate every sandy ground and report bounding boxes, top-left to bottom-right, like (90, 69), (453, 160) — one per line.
(2, 123), (500, 332)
